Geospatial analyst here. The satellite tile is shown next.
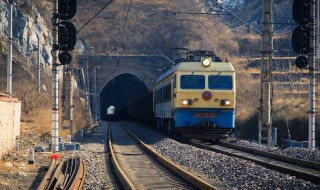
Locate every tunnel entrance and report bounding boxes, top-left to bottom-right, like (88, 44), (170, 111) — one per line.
(100, 73), (149, 120)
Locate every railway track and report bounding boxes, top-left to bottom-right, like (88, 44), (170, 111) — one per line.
(190, 140), (320, 184)
(121, 121), (320, 185)
(37, 156), (86, 190)
(109, 121), (219, 190)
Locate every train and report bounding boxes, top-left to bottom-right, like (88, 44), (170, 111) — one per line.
(127, 50), (236, 140)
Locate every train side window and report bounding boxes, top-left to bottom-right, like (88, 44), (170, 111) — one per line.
(162, 85), (171, 101)
(208, 75), (232, 90)
(180, 75), (205, 89)
(154, 89), (162, 103)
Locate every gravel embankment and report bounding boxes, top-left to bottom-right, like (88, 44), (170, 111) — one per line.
(71, 123), (120, 190)
(125, 122), (320, 190)
(228, 139), (320, 163)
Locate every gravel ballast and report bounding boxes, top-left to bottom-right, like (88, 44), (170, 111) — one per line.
(228, 139), (320, 163)
(125, 122), (320, 190)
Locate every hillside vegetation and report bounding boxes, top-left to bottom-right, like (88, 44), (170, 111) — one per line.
(75, 0), (239, 58)
(0, 0), (317, 146)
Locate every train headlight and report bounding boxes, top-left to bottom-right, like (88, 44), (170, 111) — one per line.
(202, 58), (211, 67)
(220, 99), (231, 106)
(182, 99), (192, 106)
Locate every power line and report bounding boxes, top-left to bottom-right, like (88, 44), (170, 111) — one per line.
(119, 0), (133, 49)
(77, 0), (114, 33)
(208, 0), (262, 35)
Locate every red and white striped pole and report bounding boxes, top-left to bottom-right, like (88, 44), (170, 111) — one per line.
(51, 0), (59, 152)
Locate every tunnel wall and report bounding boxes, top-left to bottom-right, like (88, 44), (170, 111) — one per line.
(0, 97), (21, 159)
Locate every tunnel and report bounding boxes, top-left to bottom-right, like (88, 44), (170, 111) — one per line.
(100, 73), (149, 121)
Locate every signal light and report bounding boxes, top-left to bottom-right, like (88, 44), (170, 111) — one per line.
(57, 0), (77, 66)
(295, 55), (308, 69)
(292, 0), (311, 25)
(292, 0), (311, 68)
(59, 51), (72, 65)
(59, 21), (77, 51)
(292, 25), (310, 54)
(58, 0), (77, 20)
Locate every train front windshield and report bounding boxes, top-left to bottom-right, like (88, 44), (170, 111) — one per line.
(180, 75), (233, 90)
(208, 75), (233, 90)
(180, 75), (205, 89)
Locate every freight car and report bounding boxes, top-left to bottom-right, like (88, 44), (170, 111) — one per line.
(127, 50), (236, 140)
(127, 92), (153, 125)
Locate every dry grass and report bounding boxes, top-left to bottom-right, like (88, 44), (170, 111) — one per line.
(75, 0), (239, 57)
(0, 0), (316, 148)
(0, 108), (52, 184)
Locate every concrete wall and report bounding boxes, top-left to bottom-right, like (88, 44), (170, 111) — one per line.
(0, 97), (21, 159)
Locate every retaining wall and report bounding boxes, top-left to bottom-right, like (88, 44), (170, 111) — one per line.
(0, 97), (21, 159)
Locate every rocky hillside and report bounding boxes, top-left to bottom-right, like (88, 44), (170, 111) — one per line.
(0, 0), (296, 63)
(0, 0), (52, 66)
(74, 0), (239, 58)
(208, 0), (295, 32)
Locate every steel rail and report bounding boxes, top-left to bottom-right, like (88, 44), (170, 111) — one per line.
(125, 122), (320, 185)
(190, 140), (320, 184)
(45, 159), (64, 189)
(219, 141), (320, 170)
(65, 157), (86, 190)
(108, 122), (136, 190)
(37, 157), (86, 190)
(37, 159), (59, 190)
(120, 122), (218, 190)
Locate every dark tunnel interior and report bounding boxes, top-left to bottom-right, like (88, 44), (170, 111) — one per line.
(100, 73), (149, 121)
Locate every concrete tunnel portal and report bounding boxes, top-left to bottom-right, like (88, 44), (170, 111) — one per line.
(100, 73), (149, 121)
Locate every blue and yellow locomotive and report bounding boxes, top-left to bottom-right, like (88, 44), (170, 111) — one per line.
(127, 50), (236, 140)
(153, 51), (236, 139)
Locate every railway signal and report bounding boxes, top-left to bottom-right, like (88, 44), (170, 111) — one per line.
(58, 0), (77, 64)
(292, 0), (311, 68)
(59, 0), (77, 20)
(59, 51), (72, 65)
(58, 21), (77, 51)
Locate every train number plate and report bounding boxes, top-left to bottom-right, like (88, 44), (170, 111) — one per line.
(194, 113), (217, 118)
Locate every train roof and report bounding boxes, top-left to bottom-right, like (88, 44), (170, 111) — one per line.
(155, 61), (235, 83)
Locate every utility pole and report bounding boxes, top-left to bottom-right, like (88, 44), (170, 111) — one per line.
(7, 2), (13, 98)
(93, 65), (98, 125)
(84, 42), (92, 129)
(89, 66), (96, 125)
(259, 0), (273, 146)
(317, 0), (319, 149)
(308, 0), (317, 150)
(37, 34), (41, 93)
(64, 65), (74, 140)
(97, 89), (100, 121)
(51, 0), (59, 152)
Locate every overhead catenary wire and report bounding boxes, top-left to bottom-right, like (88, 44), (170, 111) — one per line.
(93, 0), (133, 77)
(209, 0), (262, 35)
(119, 0), (133, 49)
(91, 0), (133, 66)
(156, 49), (175, 65)
(77, 0), (114, 33)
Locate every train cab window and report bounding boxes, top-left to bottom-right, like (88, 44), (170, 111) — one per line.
(208, 75), (233, 90)
(180, 75), (205, 89)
